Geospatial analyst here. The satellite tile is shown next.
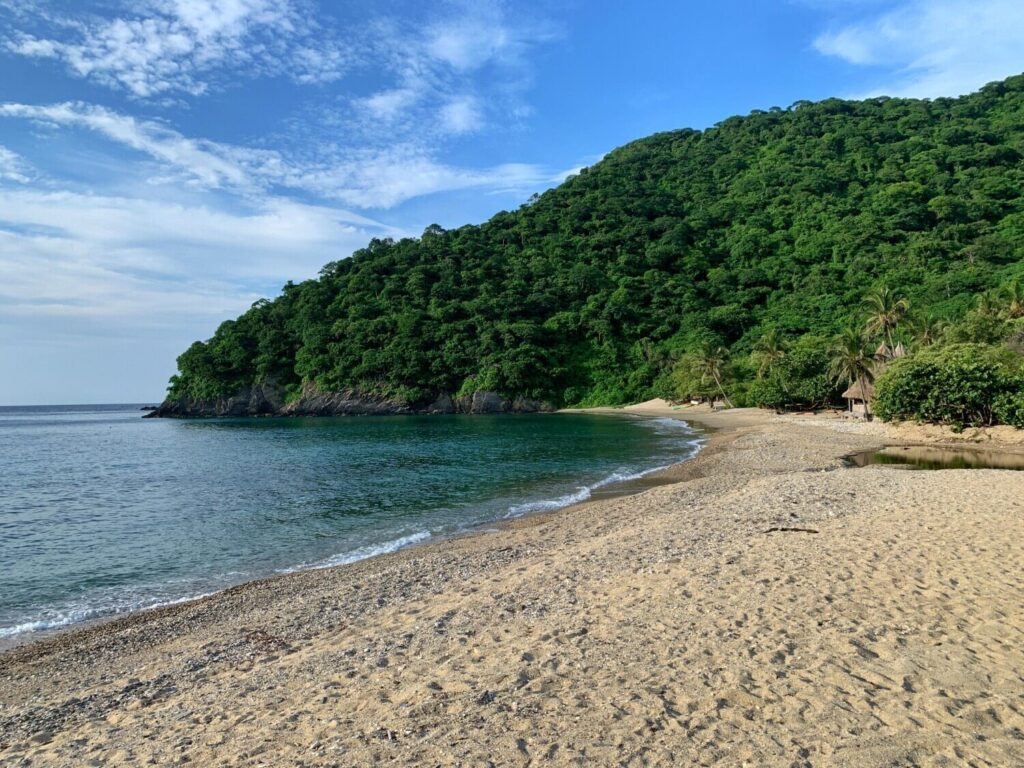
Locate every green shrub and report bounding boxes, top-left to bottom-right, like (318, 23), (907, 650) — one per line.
(748, 376), (782, 410)
(670, 353), (721, 403)
(993, 389), (1024, 428)
(874, 344), (1024, 430)
(750, 338), (837, 411)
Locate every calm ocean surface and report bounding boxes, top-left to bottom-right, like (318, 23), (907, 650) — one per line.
(0, 405), (702, 640)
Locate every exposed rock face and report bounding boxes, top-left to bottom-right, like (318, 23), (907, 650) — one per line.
(281, 388), (415, 417)
(145, 381), (284, 418)
(425, 394), (455, 414)
(455, 391), (506, 413)
(145, 385), (554, 418)
(451, 391), (552, 414)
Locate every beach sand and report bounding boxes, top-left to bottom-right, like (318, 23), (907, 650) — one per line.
(2, 405), (1023, 766)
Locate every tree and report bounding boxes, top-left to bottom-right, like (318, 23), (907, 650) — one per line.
(693, 343), (734, 408)
(159, 74), (1024, 413)
(874, 344), (1024, 430)
(749, 336), (835, 412)
(862, 288), (910, 354)
(751, 328), (787, 380)
(976, 290), (999, 318)
(1001, 278), (1024, 319)
(910, 314), (946, 348)
(829, 327), (875, 417)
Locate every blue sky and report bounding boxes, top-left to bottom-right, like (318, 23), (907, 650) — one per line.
(0, 0), (1022, 404)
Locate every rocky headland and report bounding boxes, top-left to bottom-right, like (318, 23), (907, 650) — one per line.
(145, 382), (554, 418)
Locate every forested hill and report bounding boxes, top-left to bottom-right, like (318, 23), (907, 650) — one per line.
(159, 74), (1024, 415)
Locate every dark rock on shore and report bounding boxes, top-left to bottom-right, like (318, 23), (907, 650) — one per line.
(453, 391), (552, 414)
(144, 381), (284, 418)
(281, 387), (415, 417)
(144, 383), (554, 419)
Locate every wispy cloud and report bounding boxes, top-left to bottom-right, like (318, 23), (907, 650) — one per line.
(0, 185), (391, 402)
(0, 1), (570, 402)
(0, 102), (250, 187)
(336, 2), (558, 142)
(439, 95), (485, 134)
(3, 0), (349, 98)
(0, 186), (398, 321)
(2, 1), (556, 140)
(814, 0), (1024, 97)
(0, 145), (31, 183)
(0, 101), (572, 208)
(424, 3), (530, 71)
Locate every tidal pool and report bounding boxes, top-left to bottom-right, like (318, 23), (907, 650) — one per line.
(847, 445), (1024, 471)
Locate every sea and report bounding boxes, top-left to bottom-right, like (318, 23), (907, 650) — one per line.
(0, 404), (702, 642)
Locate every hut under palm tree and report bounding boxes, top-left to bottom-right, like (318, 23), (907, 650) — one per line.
(842, 342), (905, 416)
(842, 379), (874, 416)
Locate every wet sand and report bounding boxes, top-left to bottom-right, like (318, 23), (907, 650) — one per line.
(2, 404), (1023, 766)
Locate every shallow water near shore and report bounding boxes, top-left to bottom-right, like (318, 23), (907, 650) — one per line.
(0, 405), (702, 641)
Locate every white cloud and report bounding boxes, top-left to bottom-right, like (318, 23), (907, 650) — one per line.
(0, 167), (410, 400)
(0, 101), (569, 209)
(0, 2), (569, 402)
(340, 2), (556, 141)
(426, 18), (510, 71)
(439, 95), (484, 134)
(3, 0), (349, 97)
(3, 1), (558, 148)
(422, 0), (556, 72)
(814, 0), (1024, 97)
(0, 145), (31, 182)
(0, 186), (398, 321)
(0, 102), (250, 187)
(357, 87), (422, 123)
(290, 149), (564, 209)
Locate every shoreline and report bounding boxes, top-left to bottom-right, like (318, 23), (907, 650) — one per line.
(0, 407), (711, 654)
(4, 404), (1023, 766)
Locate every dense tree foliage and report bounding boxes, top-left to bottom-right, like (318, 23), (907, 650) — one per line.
(748, 336), (835, 412)
(167, 75), (1024, 410)
(874, 344), (1024, 430)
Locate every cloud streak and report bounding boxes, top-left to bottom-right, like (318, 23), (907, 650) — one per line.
(4, 0), (349, 97)
(0, 145), (30, 183)
(0, 101), (572, 209)
(814, 0), (1024, 97)
(0, 1), (569, 402)
(2, 1), (557, 142)
(0, 186), (399, 321)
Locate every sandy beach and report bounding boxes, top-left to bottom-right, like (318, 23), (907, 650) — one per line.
(2, 404), (1023, 767)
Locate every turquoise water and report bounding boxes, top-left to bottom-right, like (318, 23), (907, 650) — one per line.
(0, 405), (702, 640)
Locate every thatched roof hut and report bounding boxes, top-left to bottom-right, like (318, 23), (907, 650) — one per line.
(843, 342), (902, 416)
(841, 380), (874, 402)
(842, 379), (874, 416)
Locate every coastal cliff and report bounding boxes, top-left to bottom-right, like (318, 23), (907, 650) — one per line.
(145, 383), (554, 418)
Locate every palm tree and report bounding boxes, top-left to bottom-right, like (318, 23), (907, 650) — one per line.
(910, 313), (946, 347)
(976, 290), (999, 317)
(1001, 278), (1024, 319)
(829, 326), (875, 418)
(863, 287), (910, 355)
(693, 343), (734, 408)
(752, 328), (786, 380)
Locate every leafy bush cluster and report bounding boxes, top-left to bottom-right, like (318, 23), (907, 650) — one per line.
(747, 337), (835, 411)
(166, 75), (1024, 411)
(874, 345), (1024, 429)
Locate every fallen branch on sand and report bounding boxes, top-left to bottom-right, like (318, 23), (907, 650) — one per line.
(763, 526), (820, 534)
